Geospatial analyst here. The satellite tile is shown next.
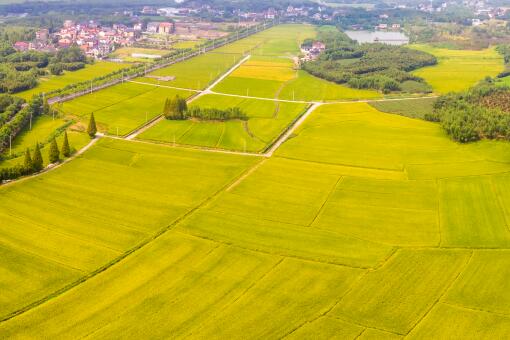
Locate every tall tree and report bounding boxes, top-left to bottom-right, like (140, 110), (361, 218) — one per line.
(23, 148), (32, 171)
(32, 143), (43, 171)
(61, 131), (71, 157)
(87, 112), (97, 138)
(49, 137), (59, 164)
(43, 98), (51, 115)
(177, 96), (188, 117)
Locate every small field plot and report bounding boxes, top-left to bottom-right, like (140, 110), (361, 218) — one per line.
(276, 103), (510, 172)
(279, 70), (382, 102)
(368, 97), (436, 119)
(331, 249), (471, 335)
(138, 94), (307, 152)
(16, 61), (129, 100)
(439, 176), (510, 248)
(212, 56), (295, 99)
(407, 303), (510, 339)
(59, 82), (154, 115)
(60, 83), (192, 136)
(445, 250), (510, 315)
(136, 52), (242, 90)
(313, 177), (440, 246)
(0, 138), (255, 320)
(409, 45), (504, 93)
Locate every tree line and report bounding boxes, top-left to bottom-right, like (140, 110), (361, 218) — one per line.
(425, 81), (510, 143)
(0, 131), (72, 182)
(163, 95), (247, 121)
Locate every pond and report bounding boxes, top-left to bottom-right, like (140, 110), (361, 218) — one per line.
(344, 30), (409, 45)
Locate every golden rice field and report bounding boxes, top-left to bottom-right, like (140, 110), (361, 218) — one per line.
(1, 24), (509, 338)
(2, 101), (510, 338)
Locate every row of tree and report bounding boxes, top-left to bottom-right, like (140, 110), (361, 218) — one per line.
(163, 96), (247, 121)
(0, 131), (71, 182)
(0, 95), (43, 153)
(425, 82), (510, 142)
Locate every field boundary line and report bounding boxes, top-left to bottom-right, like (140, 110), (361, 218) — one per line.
(0, 154), (262, 324)
(308, 176), (344, 227)
(441, 301), (510, 318)
(264, 102), (322, 157)
(183, 257), (285, 338)
(284, 253), (400, 339)
(111, 136), (265, 157)
(275, 155), (405, 173)
(226, 158), (267, 192)
(126, 80), (202, 93)
(404, 250), (474, 336)
(176, 228), (376, 270)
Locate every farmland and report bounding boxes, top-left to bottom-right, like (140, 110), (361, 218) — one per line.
(1, 100), (510, 337)
(58, 82), (192, 136)
(212, 24), (381, 101)
(139, 94), (308, 152)
(15, 61), (129, 100)
(1, 23), (510, 338)
(410, 45), (505, 93)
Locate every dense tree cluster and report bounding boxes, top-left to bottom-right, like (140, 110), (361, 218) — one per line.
(426, 83), (510, 142)
(185, 106), (247, 121)
(0, 44), (89, 93)
(163, 96), (188, 120)
(163, 95), (247, 121)
(302, 31), (437, 93)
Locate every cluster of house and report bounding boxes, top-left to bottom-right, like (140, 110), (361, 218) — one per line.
(299, 41), (326, 62)
(14, 20), (142, 58)
(239, 6), (333, 22)
(415, 0), (510, 21)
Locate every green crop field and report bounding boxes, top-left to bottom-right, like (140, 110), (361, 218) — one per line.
(212, 24), (381, 101)
(16, 62), (129, 100)
(136, 51), (243, 90)
(138, 94), (307, 152)
(1, 23), (510, 338)
(58, 82), (192, 136)
(410, 45), (505, 94)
